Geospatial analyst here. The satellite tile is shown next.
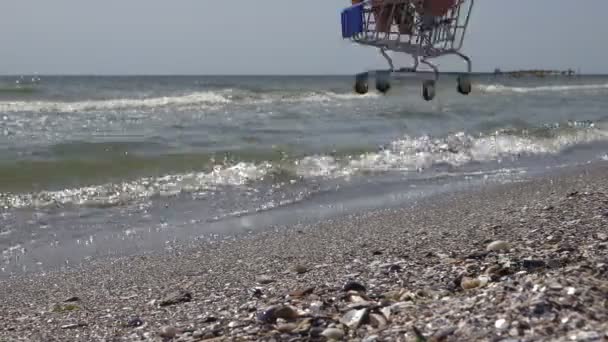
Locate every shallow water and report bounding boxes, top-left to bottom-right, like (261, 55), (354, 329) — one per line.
(1, 74), (608, 277)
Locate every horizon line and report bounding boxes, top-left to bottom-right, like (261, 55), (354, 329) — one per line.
(0, 71), (604, 77)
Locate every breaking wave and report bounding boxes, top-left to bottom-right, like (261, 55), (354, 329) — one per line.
(0, 91), (231, 113)
(0, 90), (379, 113)
(3, 122), (607, 210)
(477, 83), (608, 94)
(295, 123), (608, 178)
(0, 162), (270, 209)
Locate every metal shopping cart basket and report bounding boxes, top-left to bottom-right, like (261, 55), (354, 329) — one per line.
(341, 0), (475, 100)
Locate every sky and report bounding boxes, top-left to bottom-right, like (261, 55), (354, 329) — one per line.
(1, 0), (607, 75)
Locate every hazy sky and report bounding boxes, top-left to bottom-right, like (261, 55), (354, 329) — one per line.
(1, 0), (607, 75)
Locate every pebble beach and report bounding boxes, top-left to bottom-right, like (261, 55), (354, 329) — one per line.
(1, 161), (607, 342)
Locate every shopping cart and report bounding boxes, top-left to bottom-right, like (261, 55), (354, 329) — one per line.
(341, 0), (475, 100)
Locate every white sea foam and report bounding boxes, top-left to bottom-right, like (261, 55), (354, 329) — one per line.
(0, 162), (269, 209)
(0, 91), (232, 113)
(295, 127), (608, 178)
(477, 83), (608, 94)
(0, 89), (379, 114)
(3, 126), (608, 210)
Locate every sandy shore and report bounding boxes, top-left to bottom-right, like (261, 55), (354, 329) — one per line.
(1, 162), (608, 341)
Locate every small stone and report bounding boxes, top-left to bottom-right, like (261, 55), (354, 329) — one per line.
(522, 259), (546, 270)
(321, 328), (345, 340)
(127, 317), (144, 327)
(369, 313), (387, 329)
(569, 331), (600, 341)
(342, 281), (366, 293)
(60, 323), (86, 329)
(347, 300), (373, 310)
(257, 275), (274, 284)
(363, 335), (379, 342)
(308, 301), (323, 315)
(380, 306), (392, 321)
(159, 326), (178, 338)
(289, 287), (314, 298)
(257, 306), (277, 323)
(348, 293), (369, 303)
(430, 327), (457, 341)
(52, 303), (80, 313)
(275, 305), (299, 320)
(382, 290), (401, 301)
(277, 323), (297, 333)
(246, 326), (260, 335)
(293, 265), (308, 274)
(251, 287), (263, 298)
(495, 319), (509, 330)
(257, 305), (299, 323)
(293, 318), (312, 334)
(399, 290), (416, 301)
(64, 296), (80, 302)
(487, 240), (510, 252)
(461, 277), (481, 290)
(340, 308), (368, 329)
(548, 282), (563, 291)
(413, 326), (427, 341)
(310, 327), (325, 337)
(567, 287), (576, 295)
(387, 264), (402, 273)
(531, 300), (551, 315)
(567, 191), (579, 198)
(466, 251), (489, 260)
(597, 233), (608, 241)
(159, 289), (192, 307)
(202, 316), (218, 323)
(478, 276), (490, 287)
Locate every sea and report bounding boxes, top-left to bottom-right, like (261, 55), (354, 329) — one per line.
(1, 74), (607, 277)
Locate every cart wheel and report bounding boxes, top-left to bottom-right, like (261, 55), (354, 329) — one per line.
(422, 80), (436, 101)
(354, 73), (369, 95)
(376, 79), (391, 94)
(457, 75), (472, 95)
(375, 71), (391, 94)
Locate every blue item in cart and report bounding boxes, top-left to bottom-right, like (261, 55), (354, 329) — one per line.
(341, 3), (364, 38)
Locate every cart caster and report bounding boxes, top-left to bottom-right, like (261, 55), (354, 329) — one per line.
(354, 73), (369, 95)
(375, 71), (391, 94)
(422, 80), (436, 101)
(457, 75), (472, 95)
(376, 79), (391, 94)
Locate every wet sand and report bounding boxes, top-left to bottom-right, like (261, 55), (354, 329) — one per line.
(1, 161), (607, 341)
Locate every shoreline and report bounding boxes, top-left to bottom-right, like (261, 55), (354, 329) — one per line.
(1, 161), (608, 341)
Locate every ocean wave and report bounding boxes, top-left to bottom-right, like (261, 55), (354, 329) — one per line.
(295, 124), (608, 178)
(477, 83), (608, 94)
(0, 162), (270, 209)
(3, 123), (608, 210)
(285, 91), (379, 103)
(0, 90), (379, 113)
(0, 91), (231, 113)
